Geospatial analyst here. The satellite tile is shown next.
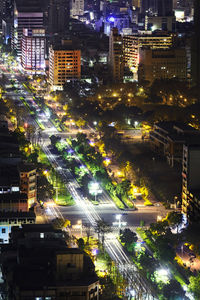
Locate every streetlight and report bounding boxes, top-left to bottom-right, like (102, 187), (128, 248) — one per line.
(116, 214), (122, 230)
(88, 181), (102, 202)
(77, 219), (82, 237)
(130, 289), (136, 299)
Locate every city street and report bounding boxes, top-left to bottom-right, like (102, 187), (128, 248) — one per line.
(0, 59), (163, 299)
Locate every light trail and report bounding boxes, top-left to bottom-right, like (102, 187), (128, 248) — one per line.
(2, 65), (157, 300)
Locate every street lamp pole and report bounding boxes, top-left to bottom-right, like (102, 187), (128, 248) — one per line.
(116, 214), (122, 232)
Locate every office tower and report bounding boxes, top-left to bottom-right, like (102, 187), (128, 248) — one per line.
(138, 48), (187, 84)
(12, 0), (43, 56)
(71, 0), (84, 17)
(182, 140), (200, 222)
(109, 27), (124, 82)
(1, 0), (13, 43)
(49, 40), (81, 90)
(22, 28), (46, 73)
(48, 0), (70, 35)
(123, 33), (173, 79)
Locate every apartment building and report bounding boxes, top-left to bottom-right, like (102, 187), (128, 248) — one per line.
(149, 121), (198, 167)
(19, 163), (37, 208)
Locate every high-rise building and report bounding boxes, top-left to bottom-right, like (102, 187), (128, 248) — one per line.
(123, 33), (173, 78)
(138, 48), (187, 84)
(22, 28), (46, 73)
(109, 27), (124, 82)
(191, 0), (200, 91)
(49, 40), (81, 90)
(12, 0), (44, 56)
(0, 0), (12, 21)
(48, 0), (70, 35)
(71, 0), (84, 17)
(0, 0), (13, 43)
(182, 140), (200, 222)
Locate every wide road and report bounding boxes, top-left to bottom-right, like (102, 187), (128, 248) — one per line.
(1, 58), (160, 299)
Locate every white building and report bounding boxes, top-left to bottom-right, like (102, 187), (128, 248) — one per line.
(21, 28), (45, 73)
(71, 0), (84, 17)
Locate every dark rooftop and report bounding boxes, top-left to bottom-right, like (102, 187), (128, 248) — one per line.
(18, 163), (36, 173)
(0, 211), (35, 219)
(155, 121), (197, 134)
(0, 192), (27, 202)
(15, 0), (42, 12)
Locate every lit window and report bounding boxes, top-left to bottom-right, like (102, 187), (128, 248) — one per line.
(40, 232), (44, 238)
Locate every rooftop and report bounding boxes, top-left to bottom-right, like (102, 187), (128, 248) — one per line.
(15, 0), (42, 12)
(18, 163), (36, 173)
(155, 121), (197, 134)
(0, 211), (35, 219)
(0, 192), (27, 202)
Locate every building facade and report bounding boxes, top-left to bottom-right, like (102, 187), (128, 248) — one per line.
(48, 0), (70, 34)
(182, 142), (200, 222)
(149, 122), (198, 167)
(71, 0), (84, 17)
(19, 164), (37, 208)
(0, 211), (35, 243)
(22, 28), (46, 72)
(109, 27), (124, 83)
(49, 40), (81, 90)
(139, 48), (187, 84)
(145, 15), (176, 32)
(0, 192), (28, 212)
(123, 32), (173, 78)
(12, 0), (43, 56)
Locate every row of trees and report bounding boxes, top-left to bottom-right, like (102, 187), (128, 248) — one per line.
(52, 133), (134, 209)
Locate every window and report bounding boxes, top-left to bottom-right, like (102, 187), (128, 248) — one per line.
(1, 228), (6, 234)
(40, 232), (44, 238)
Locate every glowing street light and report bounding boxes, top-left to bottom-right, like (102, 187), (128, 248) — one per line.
(88, 181), (102, 202)
(116, 214), (122, 228)
(130, 289), (136, 298)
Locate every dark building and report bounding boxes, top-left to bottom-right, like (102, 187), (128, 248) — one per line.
(1, 224), (99, 300)
(48, 0), (70, 35)
(182, 139), (200, 223)
(191, 0), (200, 91)
(0, 0), (12, 20)
(141, 0), (173, 16)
